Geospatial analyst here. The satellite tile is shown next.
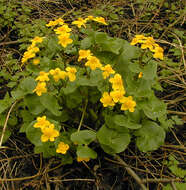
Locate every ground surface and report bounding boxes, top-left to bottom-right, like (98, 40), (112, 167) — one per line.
(0, 0), (185, 189)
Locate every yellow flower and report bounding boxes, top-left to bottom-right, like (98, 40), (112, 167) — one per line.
(85, 15), (94, 21)
(32, 47), (40, 53)
(109, 74), (124, 90)
(35, 71), (49, 82)
(21, 51), (36, 63)
(130, 35), (147, 45)
(54, 24), (71, 34)
(31, 36), (43, 44)
(49, 68), (67, 82)
(41, 124), (59, 142)
(85, 56), (102, 70)
(33, 116), (50, 129)
(46, 18), (64, 27)
(93, 17), (108, 25)
(66, 67), (77, 82)
(33, 58), (40, 65)
(56, 142), (69, 154)
(141, 37), (156, 51)
(33, 82), (47, 96)
(58, 33), (73, 48)
(110, 89), (125, 103)
(27, 43), (36, 51)
(101, 64), (115, 79)
(100, 92), (115, 107)
(152, 46), (164, 60)
(55, 18), (65, 25)
(138, 72), (143, 78)
(120, 96), (136, 112)
(78, 49), (92, 62)
(72, 18), (87, 28)
(77, 157), (90, 162)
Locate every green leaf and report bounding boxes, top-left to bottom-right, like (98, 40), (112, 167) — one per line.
(0, 128), (11, 144)
(19, 122), (30, 133)
(135, 120), (165, 152)
(113, 114), (142, 129)
(171, 115), (183, 125)
(0, 114), (6, 126)
(77, 145), (97, 159)
(143, 60), (157, 80)
(0, 93), (13, 114)
(80, 37), (93, 49)
(77, 70), (103, 87)
(11, 89), (25, 99)
(94, 32), (123, 54)
(128, 62), (141, 73)
(65, 89), (83, 109)
(166, 155), (186, 178)
(71, 130), (96, 145)
(26, 121), (42, 146)
(20, 77), (36, 94)
(19, 110), (35, 133)
(62, 81), (78, 95)
(163, 182), (186, 190)
(34, 142), (56, 158)
(24, 94), (45, 115)
(40, 93), (61, 116)
(7, 81), (17, 88)
(140, 95), (167, 120)
(47, 36), (61, 54)
(126, 73), (153, 98)
(115, 41), (140, 78)
(97, 125), (131, 154)
(104, 114), (128, 132)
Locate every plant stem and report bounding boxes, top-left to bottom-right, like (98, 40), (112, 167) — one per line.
(0, 101), (17, 147)
(114, 155), (148, 190)
(77, 99), (88, 132)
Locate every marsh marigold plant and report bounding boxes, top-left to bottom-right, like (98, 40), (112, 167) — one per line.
(17, 16), (173, 163)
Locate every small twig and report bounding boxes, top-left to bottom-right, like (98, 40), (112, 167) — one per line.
(0, 101), (17, 147)
(49, 178), (95, 182)
(162, 145), (186, 152)
(167, 110), (186, 116)
(171, 181), (178, 190)
(0, 40), (20, 46)
(170, 128), (184, 146)
(77, 99), (88, 132)
(170, 32), (186, 70)
(0, 172), (41, 182)
(114, 155), (148, 190)
(141, 178), (181, 183)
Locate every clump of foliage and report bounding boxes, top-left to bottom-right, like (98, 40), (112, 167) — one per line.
(0, 14), (183, 164)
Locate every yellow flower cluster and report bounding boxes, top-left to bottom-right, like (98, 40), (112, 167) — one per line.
(33, 81), (47, 96)
(34, 116), (59, 142)
(46, 18), (64, 27)
(72, 16), (107, 28)
(56, 142), (69, 154)
(100, 74), (136, 112)
(78, 49), (103, 70)
(130, 35), (164, 60)
(33, 67), (77, 96)
(33, 116), (69, 154)
(77, 49), (136, 112)
(46, 18), (73, 48)
(72, 18), (87, 28)
(101, 64), (115, 79)
(21, 36), (43, 64)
